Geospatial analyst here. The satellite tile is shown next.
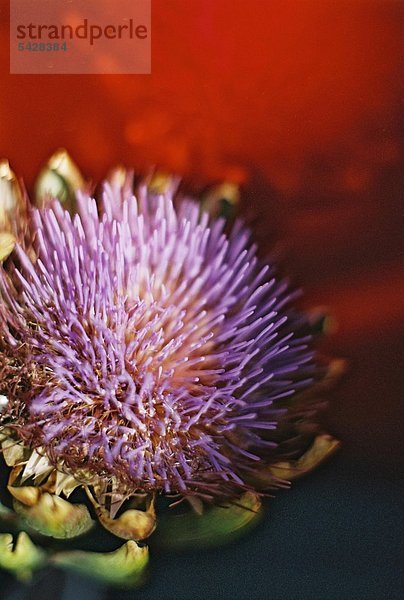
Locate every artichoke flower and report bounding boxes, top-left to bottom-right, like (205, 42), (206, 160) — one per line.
(0, 151), (340, 588)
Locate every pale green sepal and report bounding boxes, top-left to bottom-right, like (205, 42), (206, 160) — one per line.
(153, 491), (261, 550)
(0, 232), (16, 262)
(0, 532), (46, 582)
(0, 159), (26, 261)
(51, 541), (149, 588)
(34, 148), (84, 212)
(146, 171), (179, 195)
(201, 182), (240, 221)
(35, 170), (71, 206)
(0, 499), (13, 519)
(270, 434), (341, 481)
(1, 438), (25, 467)
(87, 491), (156, 541)
(13, 493), (94, 539)
(96, 506), (156, 541)
(54, 471), (83, 498)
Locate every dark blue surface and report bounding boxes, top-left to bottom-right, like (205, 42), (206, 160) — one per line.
(3, 452), (403, 600)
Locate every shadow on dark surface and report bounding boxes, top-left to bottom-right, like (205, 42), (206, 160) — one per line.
(2, 451), (403, 600)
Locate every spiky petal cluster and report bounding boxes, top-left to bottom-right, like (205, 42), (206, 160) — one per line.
(0, 184), (315, 497)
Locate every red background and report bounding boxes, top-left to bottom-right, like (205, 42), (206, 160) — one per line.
(0, 0), (403, 499)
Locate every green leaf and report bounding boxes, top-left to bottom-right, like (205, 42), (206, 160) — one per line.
(0, 532), (46, 582)
(13, 493), (94, 539)
(51, 541), (149, 588)
(152, 491), (262, 551)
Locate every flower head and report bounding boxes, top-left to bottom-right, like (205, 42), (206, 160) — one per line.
(0, 155), (340, 586)
(0, 179), (315, 500)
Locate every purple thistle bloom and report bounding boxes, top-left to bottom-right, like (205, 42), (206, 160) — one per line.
(0, 183), (315, 500)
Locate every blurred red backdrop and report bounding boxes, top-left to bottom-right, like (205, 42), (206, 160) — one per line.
(0, 0), (403, 476)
